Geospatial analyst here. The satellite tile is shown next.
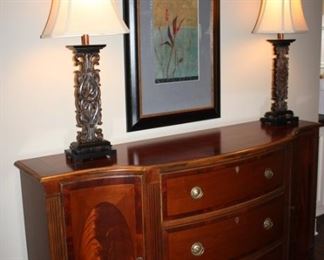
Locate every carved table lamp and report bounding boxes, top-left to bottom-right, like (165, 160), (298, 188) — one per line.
(253, 0), (308, 126)
(41, 0), (129, 164)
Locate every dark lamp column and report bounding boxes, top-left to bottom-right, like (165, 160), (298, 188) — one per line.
(261, 39), (298, 126)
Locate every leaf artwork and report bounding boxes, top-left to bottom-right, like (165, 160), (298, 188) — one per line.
(153, 0), (199, 84)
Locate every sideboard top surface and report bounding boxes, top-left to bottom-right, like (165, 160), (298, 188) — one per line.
(14, 120), (319, 182)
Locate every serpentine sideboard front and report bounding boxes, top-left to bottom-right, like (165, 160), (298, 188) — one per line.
(15, 121), (319, 259)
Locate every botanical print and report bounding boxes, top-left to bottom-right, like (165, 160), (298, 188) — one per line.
(152, 0), (199, 83)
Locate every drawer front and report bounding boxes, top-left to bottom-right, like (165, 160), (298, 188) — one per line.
(256, 246), (284, 260)
(162, 148), (285, 219)
(164, 197), (285, 260)
(241, 244), (284, 260)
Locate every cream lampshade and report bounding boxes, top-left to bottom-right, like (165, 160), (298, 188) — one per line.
(252, 0), (308, 126)
(41, 0), (129, 40)
(41, 0), (129, 165)
(253, 0), (308, 36)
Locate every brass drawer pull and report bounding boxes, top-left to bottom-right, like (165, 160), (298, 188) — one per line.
(263, 217), (274, 230)
(264, 168), (274, 180)
(191, 186), (204, 200)
(191, 242), (205, 256)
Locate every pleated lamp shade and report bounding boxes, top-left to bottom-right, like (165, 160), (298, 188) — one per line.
(252, 0), (308, 34)
(41, 0), (129, 38)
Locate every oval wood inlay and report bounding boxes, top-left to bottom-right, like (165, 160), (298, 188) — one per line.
(80, 202), (134, 260)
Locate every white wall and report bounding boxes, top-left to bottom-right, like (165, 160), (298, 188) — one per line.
(0, 0), (322, 259)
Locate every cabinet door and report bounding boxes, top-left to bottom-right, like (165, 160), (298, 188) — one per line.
(61, 175), (144, 260)
(290, 129), (319, 259)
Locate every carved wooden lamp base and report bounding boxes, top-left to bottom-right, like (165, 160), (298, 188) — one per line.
(65, 43), (116, 165)
(261, 39), (298, 126)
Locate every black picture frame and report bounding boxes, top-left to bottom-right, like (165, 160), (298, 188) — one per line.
(123, 0), (220, 132)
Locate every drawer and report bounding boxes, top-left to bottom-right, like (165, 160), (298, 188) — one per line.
(255, 245), (283, 260)
(164, 197), (285, 260)
(162, 148), (285, 219)
(241, 244), (284, 260)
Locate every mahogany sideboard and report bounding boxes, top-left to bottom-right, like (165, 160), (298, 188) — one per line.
(15, 121), (319, 260)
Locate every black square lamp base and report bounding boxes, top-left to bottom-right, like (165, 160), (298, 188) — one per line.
(65, 141), (116, 165)
(260, 110), (298, 126)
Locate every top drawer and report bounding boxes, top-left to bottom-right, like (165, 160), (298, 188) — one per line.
(162, 147), (286, 219)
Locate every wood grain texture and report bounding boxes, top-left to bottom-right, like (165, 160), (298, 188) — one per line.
(47, 196), (68, 260)
(290, 128), (319, 259)
(144, 182), (163, 259)
(240, 242), (284, 260)
(165, 197), (285, 259)
(20, 173), (51, 260)
(15, 121), (320, 260)
(62, 175), (144, 260)
(162, 147), (285, 219)
(14, 121), (317, 181)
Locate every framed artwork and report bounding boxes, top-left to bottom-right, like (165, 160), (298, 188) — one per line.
(124, 0), (220, 131)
